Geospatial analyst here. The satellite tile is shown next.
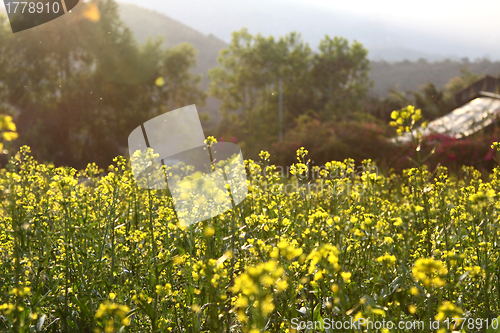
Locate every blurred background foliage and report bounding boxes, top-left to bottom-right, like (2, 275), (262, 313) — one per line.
(0, 0), (498, 172)
(0, 0), (205, 168)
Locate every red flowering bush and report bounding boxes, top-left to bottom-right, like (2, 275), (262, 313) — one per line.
(392, 129), (500, 173)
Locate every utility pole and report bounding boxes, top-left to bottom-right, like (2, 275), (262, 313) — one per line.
(279, 77), (283, 143)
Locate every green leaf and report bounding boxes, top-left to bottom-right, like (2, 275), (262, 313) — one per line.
(313, 302), (322, 322)
(486, 317), (500, 333)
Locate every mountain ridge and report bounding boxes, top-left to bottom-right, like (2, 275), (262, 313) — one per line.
(118, 3), (226, 86)
(117, 3), (225, 129)
(116, 2), (500, 99)
(116, 0), (499, 62)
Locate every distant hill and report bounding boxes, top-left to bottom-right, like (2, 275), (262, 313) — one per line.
(118, 3), (226, 87)
(118, 3), (500, 100)
(2, 1), (492, 125)
(368, 47), (450, 63)
(116, 0), (500, 62)
(118, 3), (226, 130)
(369, 59), (500, 97)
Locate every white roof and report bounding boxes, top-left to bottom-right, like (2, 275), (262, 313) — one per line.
(392, 94), (500, 144)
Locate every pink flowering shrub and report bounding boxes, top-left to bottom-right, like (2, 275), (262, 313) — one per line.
(392, 128), (500, 173)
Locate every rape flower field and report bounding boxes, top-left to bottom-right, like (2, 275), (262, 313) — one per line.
(2, 127), (500, 331)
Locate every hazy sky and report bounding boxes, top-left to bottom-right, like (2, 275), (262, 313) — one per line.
(300, 0), (500, 44)
(2, 0), (499, 38)
(1, 0), (499, 59)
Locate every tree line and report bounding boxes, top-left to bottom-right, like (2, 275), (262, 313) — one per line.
(0, 0), (204, 168)
(0, 0), (487, 168)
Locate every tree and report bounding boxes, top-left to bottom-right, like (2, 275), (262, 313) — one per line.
(412, 67), (482, 121)
(310, 36), (371, 118)
(209, 29), (312, 152)
(209, 29), (370, 156)
(413, 82), (448, 120)
(442, 67), (481, 106)
(364, 89), (412, 121)
(0, 0), (205, 168)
